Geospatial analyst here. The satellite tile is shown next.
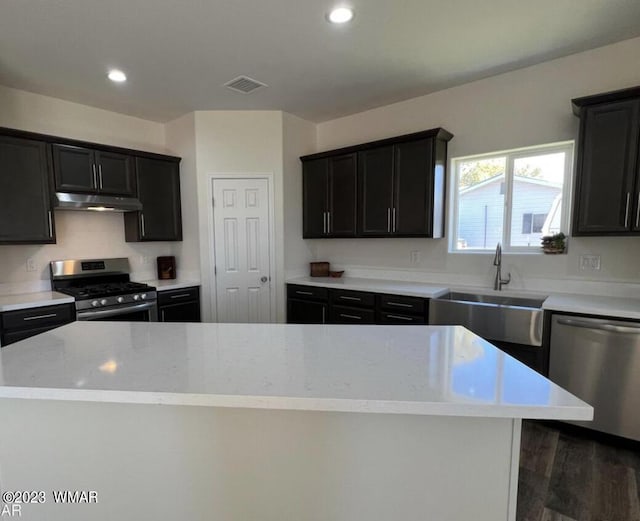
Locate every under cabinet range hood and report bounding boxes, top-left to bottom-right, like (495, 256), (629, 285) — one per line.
(55, 192), (142, 212)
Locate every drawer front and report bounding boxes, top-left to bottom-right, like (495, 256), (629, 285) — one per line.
(330, 289), (375, 308)
(287, 284), (328, 301)
(330, 305), (375, 324)
(1, 304), (75, 331)
(377, 311), (426, 325)
(378, 294), (426, 314)
(157, 286), (200, 306)
(1, 324), (64, 347)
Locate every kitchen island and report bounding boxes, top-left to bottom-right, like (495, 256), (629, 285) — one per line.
(0, 322), (591, 521)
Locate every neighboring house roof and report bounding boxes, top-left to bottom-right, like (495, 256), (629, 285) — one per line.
(459, 174), (562, 195)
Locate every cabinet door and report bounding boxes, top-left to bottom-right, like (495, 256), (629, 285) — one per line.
(0, 136), (55, 244)
(393, 138), (433, 236)
(126, 157), (182, 241)
(160, 301), (201, 322)
(328, 153), (357, 237)
(302, 158), (328, 238)
(52, 144), (96, 193)
(287, 299), (327, 324)
(358, 146), (394, 236)
(574, 100), (640, 235)
(95, 151), (135, 196)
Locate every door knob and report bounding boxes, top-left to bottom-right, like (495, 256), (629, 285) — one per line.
(260, 276), (268, 283)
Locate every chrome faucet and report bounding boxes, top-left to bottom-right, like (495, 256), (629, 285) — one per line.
(493, 243), (511, 291)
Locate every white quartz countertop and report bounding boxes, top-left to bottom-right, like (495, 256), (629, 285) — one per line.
(0, 322), (591, 420)
(137, 278), (200, 292)
(542, 294), (640, 320)
(0, 291), (74, 312)
(288, 276), (450, 298)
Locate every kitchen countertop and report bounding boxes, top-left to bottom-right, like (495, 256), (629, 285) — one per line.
(138, 278), (200, 292)
(542, 294), (640, 320)
(288, 276), (450, 298)
(0, 321), (591, 420)
(288, 276), (640, 320)
(0, 291), (74, 313)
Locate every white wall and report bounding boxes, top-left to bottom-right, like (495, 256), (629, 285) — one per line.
(193, 111), (286, 322)
(0, 85), (177, 294)
(164, 112), (200, 281)
(310, 36), (640, 294)
(283, 113), (317, 278)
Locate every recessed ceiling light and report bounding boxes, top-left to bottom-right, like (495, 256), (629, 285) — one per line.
(107, 69), (127, 83)
(327, 7), (354, 24)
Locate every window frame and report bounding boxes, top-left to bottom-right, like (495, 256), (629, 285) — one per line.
(449, 141), (574, 254)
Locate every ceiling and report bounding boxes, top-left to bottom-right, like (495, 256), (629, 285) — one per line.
(1, 0), (640, 123)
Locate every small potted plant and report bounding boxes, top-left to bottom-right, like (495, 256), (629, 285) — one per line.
(541, 232), (566, 254)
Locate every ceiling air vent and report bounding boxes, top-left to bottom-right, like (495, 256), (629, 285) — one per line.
(224, 76), (267, 94)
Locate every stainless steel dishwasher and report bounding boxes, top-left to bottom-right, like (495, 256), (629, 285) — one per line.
(549, 314), (640, 441)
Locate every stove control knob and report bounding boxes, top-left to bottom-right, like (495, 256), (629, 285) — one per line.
(133, 294), (140, 301)
(100, 299), (108, 306)
(141, 293), (147, 300)
(91, 300), (99, 307)
(117, 297), (124, 304)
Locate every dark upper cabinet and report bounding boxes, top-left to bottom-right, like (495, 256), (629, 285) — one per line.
(301, 128), (452, 239)
(125, 157), (182, 242)
(53, 144), (135, 196)
(328, 153), (357, 237)
(302, 158), (329, 238)
(302, 154), (357, 238)
(0, 135), (55, 244)
(572, 87), (640, 236)
(52, 144), (96, 192)
(358, 146), (394, 236)
(94, 151), (135, 196)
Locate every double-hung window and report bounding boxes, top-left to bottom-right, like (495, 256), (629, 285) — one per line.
(450, 142), (573, 252)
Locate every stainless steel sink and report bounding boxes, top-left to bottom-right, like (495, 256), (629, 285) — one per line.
(429, 291), (547, 346)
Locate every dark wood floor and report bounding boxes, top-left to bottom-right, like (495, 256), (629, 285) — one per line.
(518, 421), (640, 521)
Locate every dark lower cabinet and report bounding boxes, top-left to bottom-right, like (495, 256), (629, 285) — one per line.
(287, 299), (327, 324)
(0, 135), (55, 244)
(286, 284), (428, 326)
(0, 303), (75, 347)
(125, 157), (182, 242)
(158, 287), (200, 322)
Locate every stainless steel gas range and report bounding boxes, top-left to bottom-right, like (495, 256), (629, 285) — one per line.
(50, 258), (158, 321)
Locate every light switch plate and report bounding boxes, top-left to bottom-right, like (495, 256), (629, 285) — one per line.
(26, 258), (37, 272)
(410, 251), (421, 265)
(579, 254), (601, 271)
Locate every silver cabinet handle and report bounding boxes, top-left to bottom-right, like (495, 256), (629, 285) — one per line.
(386, 314), (414, 321)
(323, 211), (327, 234)
(92, 164), (98, 188)
(327, 211), (331, 233)
(387, 301), (413, 308)
(140, 213), (146, 237)
(624, 192), (631, 227)
(387, 208), (391, 233)
(339, 295), (361, 301)
(47, 210), (53, 238)
(340, 313), (362, 320)
(23, 313), (57, 321)
(295, 290), (313, 296)
(392, 208), (397, 232)
(170, 293), (191, 299)
(636, 193), (640, 228)
(161, 309), (166, 322)
(98, 164), (103, 189)
(556, 318), (640, 335)
(322, 307), (326, 324)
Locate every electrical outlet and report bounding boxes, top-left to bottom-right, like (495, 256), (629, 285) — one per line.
(579, 254), (601, 271)
(26, 258), (37, 272)
(409, 251), (421, 265)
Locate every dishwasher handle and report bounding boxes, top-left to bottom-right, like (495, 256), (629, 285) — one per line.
(556, 317), (640, 335)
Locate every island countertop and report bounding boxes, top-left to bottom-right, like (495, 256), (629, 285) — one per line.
(0, 322), (591, 420)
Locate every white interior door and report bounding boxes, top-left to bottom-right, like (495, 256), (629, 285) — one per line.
(213, 178), (272, 323)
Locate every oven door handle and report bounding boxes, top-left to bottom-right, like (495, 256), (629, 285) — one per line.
(77, 302), (157, 321)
